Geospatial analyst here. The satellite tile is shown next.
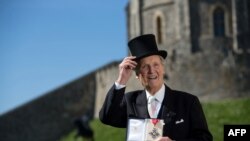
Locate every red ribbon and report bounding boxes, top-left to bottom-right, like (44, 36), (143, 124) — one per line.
(151, 119), (160, 126)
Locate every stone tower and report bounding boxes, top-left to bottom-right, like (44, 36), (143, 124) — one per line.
(126, 0), (250, 99)
(127, 0), (191, 56)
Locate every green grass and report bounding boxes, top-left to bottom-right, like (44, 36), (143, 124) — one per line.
(91, 120), (126, 141)
(61, 97), (250, 141)
(60, 120), (126, 141)
(202, 97), (250, 141)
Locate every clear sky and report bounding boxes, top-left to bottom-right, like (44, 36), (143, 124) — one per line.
(0, 0), (128, 115)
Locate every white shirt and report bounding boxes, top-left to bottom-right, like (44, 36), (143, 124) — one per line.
(146, 84), (165, 118)
(114, 82), (126, 89)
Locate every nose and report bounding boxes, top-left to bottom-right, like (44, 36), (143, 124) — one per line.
(148, 65), (154, 73)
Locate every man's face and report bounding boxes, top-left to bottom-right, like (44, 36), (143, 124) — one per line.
(137, 55), (165, 94)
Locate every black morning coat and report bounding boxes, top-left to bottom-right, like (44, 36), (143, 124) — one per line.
(99, 84), (213, 141)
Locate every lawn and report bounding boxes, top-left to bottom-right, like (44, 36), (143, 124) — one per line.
(61, 97), (250, 141)
(202, 97), (250, 141)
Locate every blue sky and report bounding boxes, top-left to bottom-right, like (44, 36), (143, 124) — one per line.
(0, 0), (128, 115)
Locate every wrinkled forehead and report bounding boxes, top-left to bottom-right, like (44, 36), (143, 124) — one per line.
(137, 55), (163, 65)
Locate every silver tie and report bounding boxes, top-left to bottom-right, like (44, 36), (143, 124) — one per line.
(148, 96), (157, 118)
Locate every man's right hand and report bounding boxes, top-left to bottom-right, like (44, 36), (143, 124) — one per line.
(116, 56), (137, 85)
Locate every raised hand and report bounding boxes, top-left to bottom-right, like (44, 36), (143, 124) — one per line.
(116, 56), (137, 85)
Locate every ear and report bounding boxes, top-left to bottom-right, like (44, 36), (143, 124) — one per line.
(135, 73), (141, 79)
(163, 66), (166, 75)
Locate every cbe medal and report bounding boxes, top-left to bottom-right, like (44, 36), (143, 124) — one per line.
(149, 127), (160, 139)
(149, 119), (160, 139)
(145, 119), (164, 141)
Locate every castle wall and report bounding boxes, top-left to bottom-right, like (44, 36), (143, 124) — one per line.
(0, 73), (96, 141)
(126, 0), (250, 101)
(94, 62), (119, 118)
(235, 0), (250, 52)
(165, 45), (238, 100)
(127, 0), (141, 39)
(143, 0), (174, 9)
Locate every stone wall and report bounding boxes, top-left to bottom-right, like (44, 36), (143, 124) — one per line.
(125, 0), (250, 101)
(94, 61), (120, 118)
(0, 72), (96, 141)
(166, 47), (238, 100)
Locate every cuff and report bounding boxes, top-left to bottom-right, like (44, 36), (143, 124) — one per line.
(114, 82), (126, 90)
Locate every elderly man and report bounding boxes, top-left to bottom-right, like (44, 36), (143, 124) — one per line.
(99, 34), (212, 141)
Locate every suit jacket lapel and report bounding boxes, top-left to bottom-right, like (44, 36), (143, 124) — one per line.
(135, 90), (150, 118)
(158, 85), (176, 135)
(159, 85), (176, 117)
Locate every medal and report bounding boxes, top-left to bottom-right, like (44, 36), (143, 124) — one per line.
(148, 119), (160, 139)
(149, 127), (160, 139)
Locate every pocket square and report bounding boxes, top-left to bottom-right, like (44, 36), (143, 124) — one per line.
(175, 119), (184, 124)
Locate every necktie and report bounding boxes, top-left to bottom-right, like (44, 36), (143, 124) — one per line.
(148, 96), (157, 118)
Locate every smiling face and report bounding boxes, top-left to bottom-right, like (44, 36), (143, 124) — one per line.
(136, 55), (165, 94)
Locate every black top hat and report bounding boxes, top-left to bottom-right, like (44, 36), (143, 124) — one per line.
(128, 34), (167, 61)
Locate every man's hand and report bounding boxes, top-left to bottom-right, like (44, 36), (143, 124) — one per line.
(157, 136), (174, 141)
(116, 56), (137, 85)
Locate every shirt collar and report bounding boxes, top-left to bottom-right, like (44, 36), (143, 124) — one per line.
(146, 84), (165, 104)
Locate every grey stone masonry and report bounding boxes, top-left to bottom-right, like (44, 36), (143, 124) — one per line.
(0, 72), (96, 141)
